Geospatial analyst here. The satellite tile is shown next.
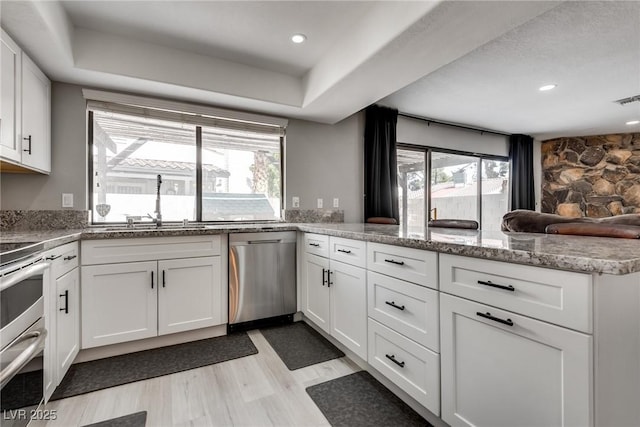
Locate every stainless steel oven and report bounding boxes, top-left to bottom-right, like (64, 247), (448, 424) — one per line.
(0, 244), (49, 427)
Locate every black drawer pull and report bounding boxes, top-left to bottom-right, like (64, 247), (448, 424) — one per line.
(309, 243), (320, 247)
(476, 311), (513, 327)
(59, 290), (69, 314)
(151, 271), (154, 289)
(162, 270), (166, 288)
(63, 255), (77, 261)
(337, 249), (352, 254)
(384, 259), (405, 266)
(46, 254), (62, 261)
(385, 354), (405, 368)
(385, 301), (405, 311)
(477, 280), (515, 292)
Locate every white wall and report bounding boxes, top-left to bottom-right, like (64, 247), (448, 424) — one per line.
(285, 114), (365, 223)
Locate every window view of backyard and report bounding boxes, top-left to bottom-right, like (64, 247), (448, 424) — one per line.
(397, 146), (510, 233)
(91, 110), (282, 223)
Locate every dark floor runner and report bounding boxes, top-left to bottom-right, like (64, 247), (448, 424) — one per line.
(52, 332), (257, 400)
(260, 321), (344, 370)
(82, 411), (147, 427)
(306, 371), (432, 427)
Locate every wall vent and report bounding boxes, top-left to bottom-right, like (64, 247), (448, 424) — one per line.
(614, 94), (640, 105)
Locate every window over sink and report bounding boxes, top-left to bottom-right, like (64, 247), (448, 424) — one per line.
(88, 99), (284, 224)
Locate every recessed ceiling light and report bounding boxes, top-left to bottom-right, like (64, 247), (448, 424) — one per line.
(539, 84), (557, 91)
(291, 34), (306, 44)
(626, 120), (640, 125)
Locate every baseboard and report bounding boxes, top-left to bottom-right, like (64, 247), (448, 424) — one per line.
(74, 324), (227, 363)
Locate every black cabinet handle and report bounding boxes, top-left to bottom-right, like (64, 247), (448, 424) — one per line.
(162, 270), (166, 288)
(151, 271), (154, 289)
(385, 354), (405, 368)
(63, 255), (77, 261)
(59, 290), (69, 314)
(477, 280), (515, 292)
(23, 135), (32, 154)
(337, 249), (352, 254)
(476, 311), (514, 327)
(309, 243), (320, 247)
(328, 270), (333, 288)
(384, 259), (405, 266)
(322, 268), (327, 286)
(46, 254), (62, 261)
(385, 301), (405, 311)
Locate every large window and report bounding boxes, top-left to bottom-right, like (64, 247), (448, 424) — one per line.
(397, 145), (510, 232)
(89, 105), (283, 223)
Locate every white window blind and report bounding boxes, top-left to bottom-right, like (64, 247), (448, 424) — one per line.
(84, 89), (287, 137)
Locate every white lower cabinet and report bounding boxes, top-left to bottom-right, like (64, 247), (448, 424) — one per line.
(55, 268), (80, 383)
(368, 318), (440, 414)
(440, 293), (592, 427)
(82, 257), (223, 348)
(302, 235), (367, 360)
(81, 261), (158, 348)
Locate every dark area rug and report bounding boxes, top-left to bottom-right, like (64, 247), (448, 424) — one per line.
(260, 321), (344, 370)
(82, 411), (147, 427)
(52, 332), (257, 400)
(306, 371), (432, 427)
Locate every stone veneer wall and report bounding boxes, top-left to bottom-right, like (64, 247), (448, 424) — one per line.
(541, 133), (640, 217)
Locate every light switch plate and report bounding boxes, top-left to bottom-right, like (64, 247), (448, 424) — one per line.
(62, 193), (74, 208)
(292, 196), (300, 208)
(317, 198), (323, 208)
(333, 198), (339, 208)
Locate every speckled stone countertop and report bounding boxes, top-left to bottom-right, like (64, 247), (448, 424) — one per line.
(2, 223), (639, 275)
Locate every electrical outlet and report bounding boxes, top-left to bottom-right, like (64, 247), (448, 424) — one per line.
(292, 196), (300, 208)
(62, 193), (74, 208)
(317, 198), (323, 209)
(333, 198), (339, 208)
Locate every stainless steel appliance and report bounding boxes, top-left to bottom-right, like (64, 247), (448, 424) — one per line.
(228, 232), (296, 331)
(0, 243), (49, 427)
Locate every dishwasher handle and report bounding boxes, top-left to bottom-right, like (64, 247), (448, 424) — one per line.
(247, 239), (282, 244)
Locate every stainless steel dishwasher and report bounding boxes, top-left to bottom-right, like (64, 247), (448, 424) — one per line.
(228, 231), (296, 331)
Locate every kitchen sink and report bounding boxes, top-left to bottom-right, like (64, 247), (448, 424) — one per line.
(99, 224), (207, 231)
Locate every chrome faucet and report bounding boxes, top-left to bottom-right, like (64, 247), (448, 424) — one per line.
(152, 174), (162, 227)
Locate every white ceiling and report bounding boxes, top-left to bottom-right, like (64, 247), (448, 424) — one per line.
(1, 1), (639, 139)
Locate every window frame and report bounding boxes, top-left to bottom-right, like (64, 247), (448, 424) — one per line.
(397, 143), (510, 230)
(87, 108), (285, 225)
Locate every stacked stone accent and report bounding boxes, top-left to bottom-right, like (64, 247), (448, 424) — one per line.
(541, 133), (640, 217)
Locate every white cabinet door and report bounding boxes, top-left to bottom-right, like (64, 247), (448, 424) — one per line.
(1, 29), (21, 162)
(20, 53), (50, 173)
(158, 256), (223, 335)
(303, 253), (330, 333)
(330, 259), (367, 359)
(55, 268), (79, 384)
(440, 293), (592, 427)
(81, 261), (158, 348)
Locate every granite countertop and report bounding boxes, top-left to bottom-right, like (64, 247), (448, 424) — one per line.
(2, 223), (639, 275)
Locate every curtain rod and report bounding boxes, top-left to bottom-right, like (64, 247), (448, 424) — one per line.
(398, 112), (510, 137)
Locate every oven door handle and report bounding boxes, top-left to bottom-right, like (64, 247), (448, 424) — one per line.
(0, 262), (50, 292)
(0, 327), (47, 389)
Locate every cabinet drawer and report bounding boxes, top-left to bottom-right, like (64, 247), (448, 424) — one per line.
(304, 233), (329, 258)
(82, 235), (221, 265)
(439, 254), (592, 333)
(368, 271), (439, 352)
(367, 243), (437, 289)
(368, 318), (440, 415)
(329, 236), (366, 268)
(46, 242), (79, 278)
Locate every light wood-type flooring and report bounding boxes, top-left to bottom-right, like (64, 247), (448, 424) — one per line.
(36, 330), (361, 427)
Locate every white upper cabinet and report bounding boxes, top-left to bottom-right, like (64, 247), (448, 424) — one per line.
(1, 29), (21, 162)
(0, 29), (50, 173)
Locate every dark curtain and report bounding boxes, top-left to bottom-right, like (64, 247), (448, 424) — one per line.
(364, 105), (399, 221)
(509, 133), (535, 210)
